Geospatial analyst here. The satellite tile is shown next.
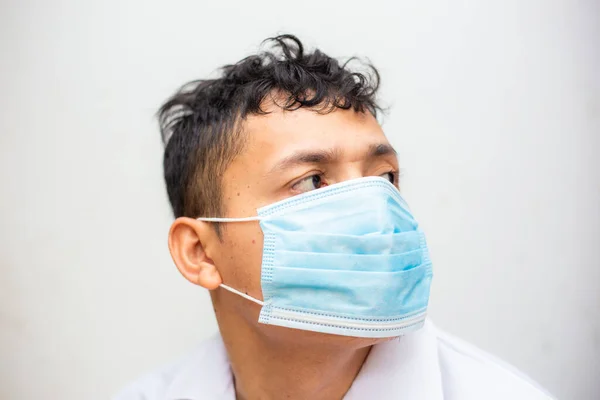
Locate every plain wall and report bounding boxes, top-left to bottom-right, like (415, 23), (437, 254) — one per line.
(1, 1), (598, 399)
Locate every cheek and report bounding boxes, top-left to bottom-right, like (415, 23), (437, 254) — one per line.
(216, 221), (265, 295)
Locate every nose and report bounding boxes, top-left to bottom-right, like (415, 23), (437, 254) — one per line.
(335, 163), (365, 184)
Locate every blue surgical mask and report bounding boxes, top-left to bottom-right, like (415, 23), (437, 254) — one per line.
(197, 176), (433, 338)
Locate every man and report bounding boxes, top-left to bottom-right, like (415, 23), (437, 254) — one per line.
(116, 35), (553, 399)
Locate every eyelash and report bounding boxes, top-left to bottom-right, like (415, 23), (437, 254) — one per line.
(382, 170), (400, 186)
(290, 171), (326, 191)
(291, 170), (400, 192)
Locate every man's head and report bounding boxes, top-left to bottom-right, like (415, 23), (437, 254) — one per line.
(163, 35), (399, 347)
(159, 35), (381, 225)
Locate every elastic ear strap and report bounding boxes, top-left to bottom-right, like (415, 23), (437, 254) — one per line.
(220, 284), (265, 306)
(197, 216), (262, 222)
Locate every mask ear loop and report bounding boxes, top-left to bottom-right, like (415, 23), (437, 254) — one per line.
(196, 216), (262, 222)
(219, 284), (265, 306)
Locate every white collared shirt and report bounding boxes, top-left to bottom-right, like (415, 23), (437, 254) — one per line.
(114, 320), (554, 400)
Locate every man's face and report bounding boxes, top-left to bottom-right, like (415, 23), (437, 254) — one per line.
(208, 102), (399, 345)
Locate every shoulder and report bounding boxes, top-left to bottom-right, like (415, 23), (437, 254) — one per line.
(112, 334), (232, 400)
(433, 326), (555, 400)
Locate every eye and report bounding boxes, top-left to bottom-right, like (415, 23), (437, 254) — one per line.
(380, 171), (396, 184)
(292, 174), (326, 193)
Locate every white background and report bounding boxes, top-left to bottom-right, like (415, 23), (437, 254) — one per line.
(1, 1), (598, 399)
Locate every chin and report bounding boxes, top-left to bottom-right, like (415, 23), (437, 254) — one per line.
(262, 324), (397, 349)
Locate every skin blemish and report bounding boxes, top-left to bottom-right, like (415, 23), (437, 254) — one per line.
(252, 239), (256, 244)
(237, 192), (240, 196)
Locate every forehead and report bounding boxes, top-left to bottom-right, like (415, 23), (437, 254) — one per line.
(239, 105), (389, 165)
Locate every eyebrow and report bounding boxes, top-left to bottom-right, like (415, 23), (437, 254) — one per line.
(369, 143), (397, 157)
(266, 142), (397, 175)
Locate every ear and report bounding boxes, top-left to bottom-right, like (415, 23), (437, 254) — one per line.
(168, 217), (222, 290)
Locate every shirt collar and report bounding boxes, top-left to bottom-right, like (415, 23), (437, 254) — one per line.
(166, 320), (443, 400)
(345, 319), (444, 400)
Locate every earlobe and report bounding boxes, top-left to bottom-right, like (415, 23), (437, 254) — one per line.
(168, 217), (222, 290)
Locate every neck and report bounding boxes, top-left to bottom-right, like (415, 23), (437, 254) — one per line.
(217, 310), (371, 400)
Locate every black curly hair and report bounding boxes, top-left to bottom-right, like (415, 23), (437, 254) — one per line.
(158, 34), (382, 224)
